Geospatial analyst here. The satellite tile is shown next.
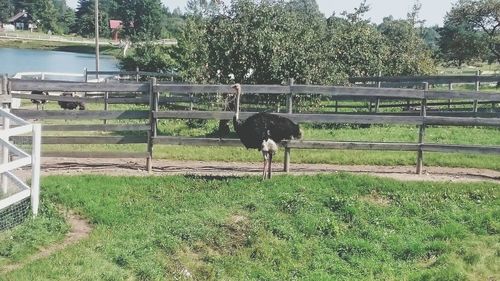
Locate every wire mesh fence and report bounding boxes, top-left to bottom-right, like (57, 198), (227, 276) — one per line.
(0, 197), (30, 231)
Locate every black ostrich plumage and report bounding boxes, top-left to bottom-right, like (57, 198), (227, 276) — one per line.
(30, 90), (48, 106)
(58, 92), (86, 110)
(233, 112), (301, 150)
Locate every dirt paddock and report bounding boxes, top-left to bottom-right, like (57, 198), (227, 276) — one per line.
(18, 157), (500, 183)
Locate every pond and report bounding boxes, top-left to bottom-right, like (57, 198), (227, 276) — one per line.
(0, 47), (119, 76)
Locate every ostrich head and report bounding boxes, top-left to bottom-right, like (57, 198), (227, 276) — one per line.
(231, 83), (242, 121)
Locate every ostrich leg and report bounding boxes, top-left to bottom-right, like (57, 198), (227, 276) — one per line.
(268, 154), (273, 179)
(262, 155), (268, 180)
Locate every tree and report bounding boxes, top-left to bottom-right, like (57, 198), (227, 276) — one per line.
(116, 0), (165, 42)
(438, 20), (488, 66)
(31, 0), (59, 32)
(323, 2), (387, 80)
(446, 0), (500, 63)
(74, 0), (110, 37)
(59, 7), (76, 34)
(120, 44), (176, 73)
(173, 11), (210, 82)
(14, 0), (33, 13)
(0, 0), (14, 23)
(421, 26), (441, 56)
(162, 7), (186, 38)
(379, 18), (436, 76)
(50, 0), (76, 34)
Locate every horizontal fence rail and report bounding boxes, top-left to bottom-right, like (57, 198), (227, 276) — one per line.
(2, 76), (499, 175)
(11, 109), (150, 120)
(10, 79), (150, 92)
(349, 75), (500, 84)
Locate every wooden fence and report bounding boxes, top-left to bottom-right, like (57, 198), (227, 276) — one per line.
(349, 72), (500, 113)
(1, 74), (500, 174)
(350, 74), (500, 84)
(84, 68), (179, 82)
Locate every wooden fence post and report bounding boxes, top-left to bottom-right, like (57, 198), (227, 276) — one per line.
(375, 71), (381, 113)
(136, 66), (140, 82)
(473, 70), (480, 113)
(84, 68), (88, 83)
(147, 77), (157, 173)
(103, 91), (109, 125)
(448, 83), (453, 110)
(416, 82), (428, 175)
(284, 80), (293, 172)
(377, 70), (382, 88)
(284, 147), (291, 173)
(287, 78), (294, 114)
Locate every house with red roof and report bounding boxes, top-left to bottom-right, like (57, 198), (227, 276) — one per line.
(109, 20), (123, 41)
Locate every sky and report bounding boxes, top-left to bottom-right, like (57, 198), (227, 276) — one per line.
(66, 0), (455, 27)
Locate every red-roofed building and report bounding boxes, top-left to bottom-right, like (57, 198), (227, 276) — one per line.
(109, 20), (123, 41)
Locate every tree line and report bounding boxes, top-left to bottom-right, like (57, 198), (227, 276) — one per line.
(1, 0), (499, 83)
(0, 0), (185, 38)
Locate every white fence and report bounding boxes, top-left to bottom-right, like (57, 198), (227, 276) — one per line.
(0, 108), (41, 217)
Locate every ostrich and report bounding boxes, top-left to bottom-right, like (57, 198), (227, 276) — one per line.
(231, 84), (301, 179)
(30, 90), (49, 110)
(58, 92), (86, 110)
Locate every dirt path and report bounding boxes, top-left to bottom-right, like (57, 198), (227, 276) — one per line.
(0, 210), (92, 274)
(24, 157), (500, 183)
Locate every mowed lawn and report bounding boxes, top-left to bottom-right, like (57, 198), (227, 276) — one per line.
(0, 174), (499, 280)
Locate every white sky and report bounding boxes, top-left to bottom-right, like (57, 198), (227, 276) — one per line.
(66, 0), (456, 26)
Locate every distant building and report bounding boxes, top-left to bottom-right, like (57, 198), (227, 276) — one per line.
(109, 20), (123, 41)
(8, 10), (35, 31)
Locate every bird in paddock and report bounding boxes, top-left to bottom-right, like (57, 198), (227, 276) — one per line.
(58, 92), (86, 110)
(231, 83), (302, 179)
(30, 90), (49, 110)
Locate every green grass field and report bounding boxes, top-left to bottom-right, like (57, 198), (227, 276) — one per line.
(0, 174), (498, 280)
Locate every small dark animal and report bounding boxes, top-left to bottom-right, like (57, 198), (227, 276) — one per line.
(30, 90), (49, 110)
(231, 84), (301, 179)
(58, 92), (86, 110)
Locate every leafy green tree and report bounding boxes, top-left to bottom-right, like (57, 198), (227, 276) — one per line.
(148, 0), (437, 85)
(162, 7), (186, 38)
(116, 0), (165, 42)
(0, 0), (14, 23)
(74, 0), (110, 37)
(438, 21), (488, 66)
(120, 44), (176, 73)
(173, 13), (210, 82)
(31, 0), (59, 32)
(50, 0), (76, 34)
(421, 26), (441, 56)
(59, 7), (76, 34)
(13, 0), (33, 13)
(379, 18), (436, 76)
(201, 0), (330, 84)
(324, 4), (387, 79)
(446, 0), (500, 63)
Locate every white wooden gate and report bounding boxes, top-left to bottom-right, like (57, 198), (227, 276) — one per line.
(0, 108), (41, 217)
